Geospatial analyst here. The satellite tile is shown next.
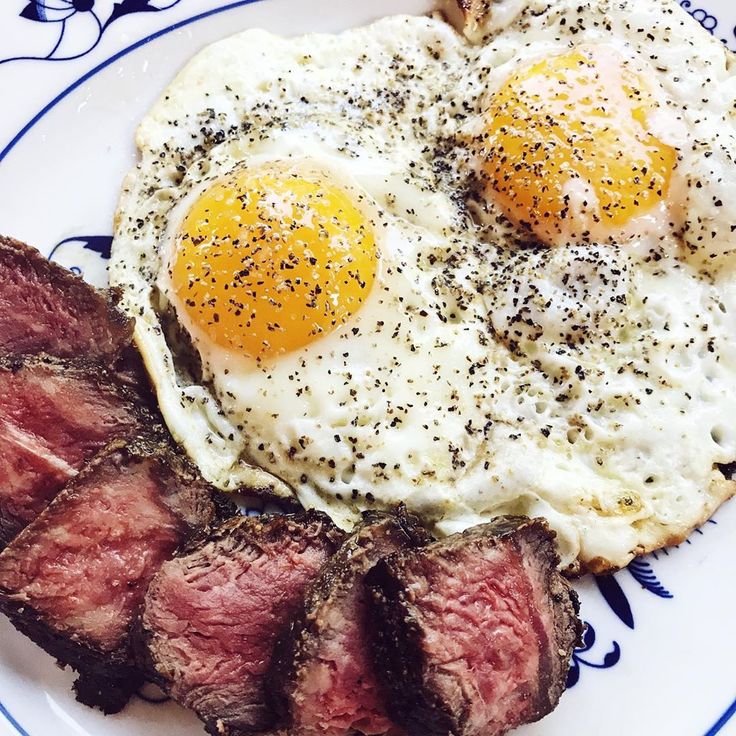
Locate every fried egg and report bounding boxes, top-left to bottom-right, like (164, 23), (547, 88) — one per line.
(111, 0), (736, 572)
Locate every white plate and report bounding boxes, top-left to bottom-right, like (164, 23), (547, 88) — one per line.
(0, 1), (735, 734)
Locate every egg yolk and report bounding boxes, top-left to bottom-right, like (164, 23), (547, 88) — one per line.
(171, 165), (377, 358)
(481, 45), (677, 245)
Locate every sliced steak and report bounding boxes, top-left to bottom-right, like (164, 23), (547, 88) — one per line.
(269, 510), (431, 736)
(0, 437), (226, 713)
(138, 512), (344, 736)
(0, 355), (151, 546)
(0, 235), (132, 363)
(367, 517), (582, 736)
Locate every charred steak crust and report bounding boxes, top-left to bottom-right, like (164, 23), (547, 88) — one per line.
(513, 519), (583, 711)
(0, 354), (160, 547)
(0, 436), (227, 713)
(137, 510), (344, 736)
(0, 235), (132, 363)
(366, 559), (451, 736)
(366, 516), (582, 736)
(267, 508), (432, 735)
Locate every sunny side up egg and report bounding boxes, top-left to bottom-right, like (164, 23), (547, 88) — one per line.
(111, 0), (736, 573)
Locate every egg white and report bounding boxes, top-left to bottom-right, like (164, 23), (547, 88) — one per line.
(111, 2), (736, 571)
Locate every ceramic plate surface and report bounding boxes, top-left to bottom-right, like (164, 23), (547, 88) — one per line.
(0, 0), (735, 734)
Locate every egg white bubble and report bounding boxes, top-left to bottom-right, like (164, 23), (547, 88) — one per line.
(111, 2), (736, 571)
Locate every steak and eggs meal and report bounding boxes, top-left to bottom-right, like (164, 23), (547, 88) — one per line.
(0, 0), (734, 733)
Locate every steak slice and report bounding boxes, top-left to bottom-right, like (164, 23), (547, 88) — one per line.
(269, 510), (431, 736)
(0, 355), (151, 546)
(0, 235), (132, 363)
(366, 517), (582, 736)
(138, 512), (344, 736)
(0, 437), (226, 713)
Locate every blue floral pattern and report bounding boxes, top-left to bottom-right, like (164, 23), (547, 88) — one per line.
(628, 558), (673, 599)
(47, 235), (112, 286)
(567, 622), (621, 688)
(595, 574), (635, 630)
(1, 0), (732, 67)
(679, 0), (736, 45)
(680, 1), (719, 34)
(0, 0), (182, 65)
